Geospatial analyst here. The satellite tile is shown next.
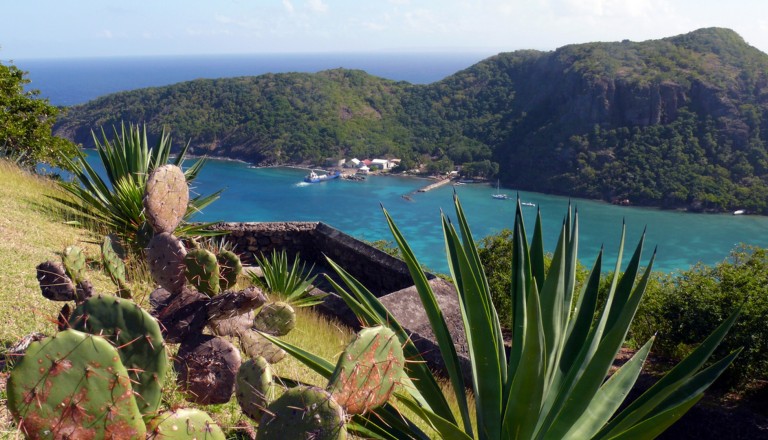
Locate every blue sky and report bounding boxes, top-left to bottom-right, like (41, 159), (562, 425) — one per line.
(2, 0), (767, 59)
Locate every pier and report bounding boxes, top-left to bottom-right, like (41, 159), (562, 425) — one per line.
(417, 178), (453, 193)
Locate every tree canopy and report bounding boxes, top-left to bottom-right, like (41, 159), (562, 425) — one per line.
(0, 59), (78, 171)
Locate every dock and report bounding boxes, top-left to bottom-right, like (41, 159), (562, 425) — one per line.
(417, 178), (453, 192)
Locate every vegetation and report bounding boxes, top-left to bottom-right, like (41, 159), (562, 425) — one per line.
(273, 196), (739, 439)
(54, 28), (768, 213)
(633, 246), (768, 387)
(53, 123), (221, 253)
(0, 60), (78, 171)
(249, 249), (322, 307)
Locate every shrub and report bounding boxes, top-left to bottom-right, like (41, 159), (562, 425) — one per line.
(632, 245), (768, 387)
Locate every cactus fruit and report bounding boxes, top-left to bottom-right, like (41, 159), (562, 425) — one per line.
(6, 329), (146, 439)
(217, 248), (242, 291)
(102, 235), (131, 298)
(62, 245), (87, 284)
(70, 295), (169, 417)
(236, 356), (273, 421)
(147, 408), (226, 440)
(239, 329), (287, 364)
(185, 248), (220, 297)
(253, 301), (296, 336)
(175, 334), (241, 405)
(327, 325), (405, 415)
(147, 232), (187, 294)
(36, 260), (75, 301)
(143, 164), (189, 234)
(257, 386), (347, 440)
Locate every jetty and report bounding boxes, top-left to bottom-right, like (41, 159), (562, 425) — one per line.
(417, 178), (452, 192)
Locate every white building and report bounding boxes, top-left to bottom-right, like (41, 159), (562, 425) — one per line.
(370, 159), (391, 170)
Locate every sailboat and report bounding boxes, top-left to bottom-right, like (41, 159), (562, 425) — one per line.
(492, 179), (510, 200)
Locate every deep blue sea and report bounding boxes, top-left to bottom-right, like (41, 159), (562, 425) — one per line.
(21, 54), (768, 274)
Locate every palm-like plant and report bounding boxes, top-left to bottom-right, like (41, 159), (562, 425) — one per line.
(249, 249), (323, 307)
(265, 196), (740, 439)
(54, 123), (222, 253)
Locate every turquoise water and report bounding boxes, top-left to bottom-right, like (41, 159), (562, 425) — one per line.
(185, 158), (768, 274)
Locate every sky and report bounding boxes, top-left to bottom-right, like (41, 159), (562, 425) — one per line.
(1, 0), (767, 60)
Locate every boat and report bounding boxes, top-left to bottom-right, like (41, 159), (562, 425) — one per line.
(492, 179), (510, 200)
(304, 170), (341, 183)
(521, 202), (536, 207)
(733, 209), (746, 215)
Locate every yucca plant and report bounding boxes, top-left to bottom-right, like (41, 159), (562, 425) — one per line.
(265, 195), (740, 439)
(53, 123), (222, 253)
(249, 249), (323, 307)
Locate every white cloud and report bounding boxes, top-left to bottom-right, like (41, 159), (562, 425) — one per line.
(387, 0), (411, 4)
(283, 0), (295, 13)
(362, 21), (387, 31)
(306, 0), (328, 13)
(101, 29), (113, 39)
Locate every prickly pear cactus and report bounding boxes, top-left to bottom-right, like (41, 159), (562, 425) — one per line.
(102, 235), (131, 298)
(70, 295), (169, 417)
(258, 385), (347, 440)
(62, 245), (87, 284)
(147, 232), (187, 294)
(36, 260), (75, 301)
(327, 325), (405, 415)
(253, 301), (296, 336)
(147, 408), (226, 440)
(239, 329), (287, 364)
(143, 164), (189, 234)
(217, 248), (242, 291)
(6, 329), (146, 439)
(185, 248), (220, 296)
(175, 334), (241, 405)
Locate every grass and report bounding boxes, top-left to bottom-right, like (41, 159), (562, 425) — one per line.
(0, 159), (469, 439)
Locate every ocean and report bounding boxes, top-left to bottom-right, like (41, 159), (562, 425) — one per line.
(20, 54), (768, 273)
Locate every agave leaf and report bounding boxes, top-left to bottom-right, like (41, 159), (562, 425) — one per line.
(562, 337), (654, 440)
(397, 394), (474, 440)
(602, 394), (704, 440)
(383, 207), (473, 435)
(443, 214), (502, 439)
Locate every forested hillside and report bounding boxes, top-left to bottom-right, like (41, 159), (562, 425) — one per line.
(55, 28), (768, 213)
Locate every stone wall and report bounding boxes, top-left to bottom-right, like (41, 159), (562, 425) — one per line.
(208, 221), (421, 297)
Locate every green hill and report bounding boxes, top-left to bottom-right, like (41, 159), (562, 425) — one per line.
(55, 28), (768, 213)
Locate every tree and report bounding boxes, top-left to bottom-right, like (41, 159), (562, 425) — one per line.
(0, 59), (78, 171)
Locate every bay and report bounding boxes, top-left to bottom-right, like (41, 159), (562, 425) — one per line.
(185, 157), (768, 274)
(19, 53), (768, 275)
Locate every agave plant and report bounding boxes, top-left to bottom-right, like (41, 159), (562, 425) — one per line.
(249, 249), (323, 307)
(265, 195), (740, 439)
(53, 123), (222, 253)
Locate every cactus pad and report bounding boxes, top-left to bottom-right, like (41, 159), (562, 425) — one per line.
(70, 295), (169, 417)
(239, 330), (286, 364)
(185, 248), (220, 297)
(143, 164), (189, 234)
(327, 326), (405, 415)
(62, 245), (87, 284)
(175, 334), (241, 405)
(217, 249), (242, 291)
(253, 301), (296, 336)
(236, 356), (273, 421)
(210, 310), (254, 337)
(36, 260), (75, 301)
(102, 235), (131, 298)
(7, 329), (146, 439)
(147, 232), (187, 294)
(152, 287), (209, 343)
(258, 386), (347, 440)
(147, 408), (226, 440)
